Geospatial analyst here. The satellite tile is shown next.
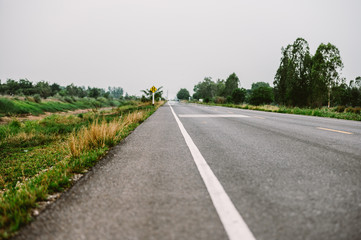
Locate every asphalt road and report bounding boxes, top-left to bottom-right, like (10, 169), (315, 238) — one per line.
(14, 102), (361, 240)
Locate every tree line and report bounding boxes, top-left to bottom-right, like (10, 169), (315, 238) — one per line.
(187, 38), (361, 108)
(0, 78), (130, 100)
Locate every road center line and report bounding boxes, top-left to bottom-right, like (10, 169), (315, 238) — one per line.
(317, 127), (353, 135)
(169, 103), (256, 240)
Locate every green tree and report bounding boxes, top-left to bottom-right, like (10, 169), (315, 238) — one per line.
(215, 79), (226, 97)
(35, 81), (52, 98)
(193, 77), (217, 100)
(231, 88), (246, 104)
(249, 83), (274, 105)
(274, 38), (312, 106)
(50, 83), (61, 96)
(224, 73), (240, 97)
(88, 87), (101, 99)
(177, 88), (190, 100)
(108, 87), (124, 99)
(311, 43), (343, 107)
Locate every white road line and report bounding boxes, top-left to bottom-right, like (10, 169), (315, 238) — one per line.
(169, 103), (256, 240)
(179, 114), (249, 118)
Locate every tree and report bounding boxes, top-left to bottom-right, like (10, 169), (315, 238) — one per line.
(108, 87), (124, 99)
(177, 88), (190, 100)
(249, 83), (274, 105)
(224, 73), (240, 97)
(35, 81), (52, 98)
(50, 83), (61, 96)
(274, 38), (312, 106)
(88, 87), (101, 99)
(193, 77), (217, 100)
(231, 88), (246, 104)
(311, 43), (343, 107)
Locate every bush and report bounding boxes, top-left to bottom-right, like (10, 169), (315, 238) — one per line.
(9, 119), (22, 128)
(33, 94), (41, 103)
(214, 96), (226, 104)
(336, 105), (345, 113)
(63, 96), (73, 103)
(0, 98), (16, 114)
(25, 96), (35, 102)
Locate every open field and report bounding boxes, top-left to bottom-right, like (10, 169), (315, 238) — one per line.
(0, 101), (164, 238)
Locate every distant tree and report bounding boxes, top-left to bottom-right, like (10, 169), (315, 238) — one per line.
(50, 83), (61, 96)
(177, 88), (190, 100)
(215, 79), (226, 97)
(5, 79), (20, 95)
(224, 73), (240, 97)
(35, 81), (52, 98)
(193, 77), (217, 99)
(108, 87), (124, 99)
(249, 83), (274, 105)
(274, 38), (311, 106)
(88, 87), (101, 99)
(311, 43), (343, 107)
(18, 79), (34, 95)
(348, 76), (361, 106)
(231, 88), (246, 104)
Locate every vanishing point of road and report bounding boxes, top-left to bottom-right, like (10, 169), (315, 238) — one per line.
(14, 102), (361, 240)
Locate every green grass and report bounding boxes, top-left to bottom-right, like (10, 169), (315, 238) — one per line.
(0, 97), (131, 117)
(0, 101), (164, 238)
(194, 102), (361, 121)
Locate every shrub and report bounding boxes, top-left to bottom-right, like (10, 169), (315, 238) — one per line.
(336, 105), (345, 113)
(33, 94), (41, 103)
(63, 96), (73, 103)
(0, 98), (16, 114)
(214, 96), (226, 104)
(9, 119), (22, 128)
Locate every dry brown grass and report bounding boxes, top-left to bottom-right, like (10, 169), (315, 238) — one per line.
(5, 132), (36, 145)
(68, 110), (146, 157)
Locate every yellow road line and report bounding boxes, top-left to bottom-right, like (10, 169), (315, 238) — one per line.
(253, 116), (265, 119)
(317, 127), (353, 135)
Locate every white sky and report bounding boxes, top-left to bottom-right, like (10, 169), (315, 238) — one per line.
(0, 0), (360, 98)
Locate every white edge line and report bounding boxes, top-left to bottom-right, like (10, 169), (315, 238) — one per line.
(168, 103), (256, 240)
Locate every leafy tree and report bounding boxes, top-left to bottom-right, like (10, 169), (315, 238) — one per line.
(349, 76), (361, 106)
(193, 77), (217, 100)
(88, 87), (101, 99)
(249, 84), (274, 105)
(231, 88), (246, 104)
(50, 83), (61, 96)
(224, 73), (240, 97)
(108, 87), (124, 99)
(215, 79), (226, 97)
(177, 88), (190, 100)
(4, 79), (20, 95)
(311, 43), (343, 107)
(18, 79), (34, 95)
(274, 38), (311, 106)
(35, 81), (52, 98)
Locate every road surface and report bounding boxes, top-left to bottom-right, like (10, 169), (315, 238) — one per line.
(14, 102), (361, 240)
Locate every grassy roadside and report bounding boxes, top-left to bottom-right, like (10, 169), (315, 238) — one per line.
(193, 102), (361, 121)
(0, 101), (164, 239)
(0, 96), (131, 118)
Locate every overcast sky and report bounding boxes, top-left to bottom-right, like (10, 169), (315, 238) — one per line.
(0, 0), (360, 98)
